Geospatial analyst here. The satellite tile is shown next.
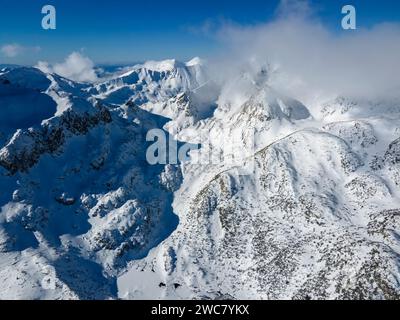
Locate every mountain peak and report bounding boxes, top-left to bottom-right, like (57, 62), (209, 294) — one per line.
(141, 59), (183, 72)
(185, 57), (203, 67)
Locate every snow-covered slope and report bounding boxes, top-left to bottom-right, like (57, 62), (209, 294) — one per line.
(116, 65), (400, 300)
(0, 66), (182, 299)
(0, 60), (400, 300)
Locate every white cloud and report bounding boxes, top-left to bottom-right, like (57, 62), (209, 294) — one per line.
(207, 0), (400, 103)
(0, 44), (40, 58)
(1, 44), (23, 57)
(36, 52), (98, 83)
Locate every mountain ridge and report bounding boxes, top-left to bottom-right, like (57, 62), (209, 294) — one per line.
(0, 60), (399, 299)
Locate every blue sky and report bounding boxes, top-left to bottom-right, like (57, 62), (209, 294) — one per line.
(1, 0), (400, 65)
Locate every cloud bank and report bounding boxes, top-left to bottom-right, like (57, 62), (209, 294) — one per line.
(36, 52), (98, 83)
(207, 0), (400, 103)
(1, 44), (41, 58)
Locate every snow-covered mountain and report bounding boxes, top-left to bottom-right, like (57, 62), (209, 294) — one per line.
(0, 58), (400, 299)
